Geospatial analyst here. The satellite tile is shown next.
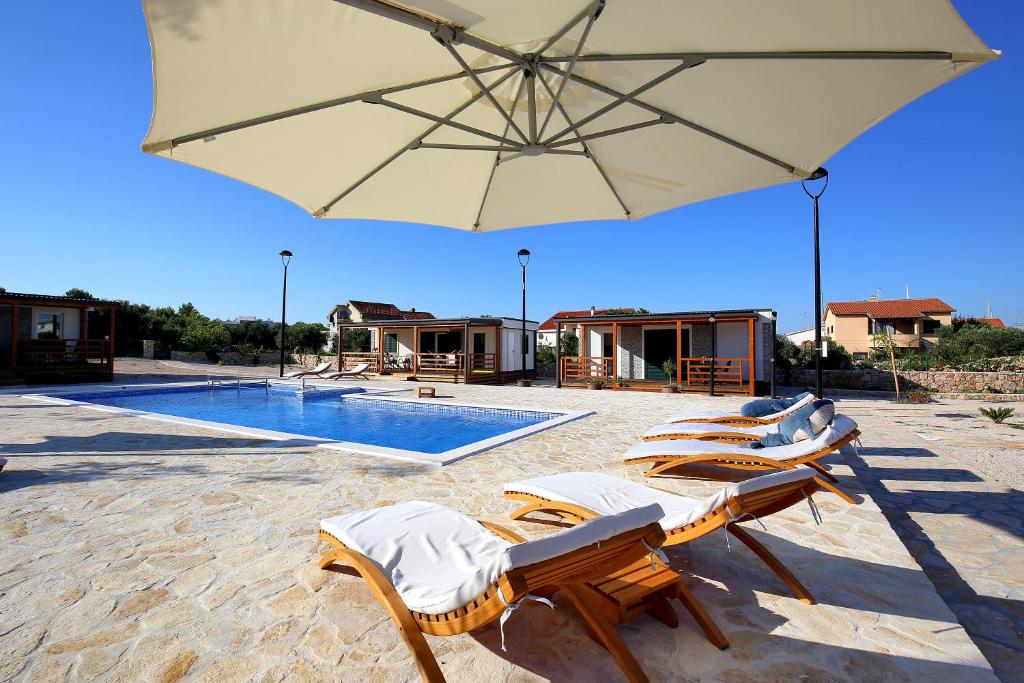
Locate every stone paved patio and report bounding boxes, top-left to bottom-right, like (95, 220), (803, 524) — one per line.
(0, 360), (1019, 682)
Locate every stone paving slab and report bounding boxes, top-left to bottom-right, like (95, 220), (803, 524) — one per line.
(0, 362), (1001, 682)
(836, 397), (1024, 683)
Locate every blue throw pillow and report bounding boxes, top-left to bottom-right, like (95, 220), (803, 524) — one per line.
(747, 399), (835, 449)
(739, 391), (813, 418)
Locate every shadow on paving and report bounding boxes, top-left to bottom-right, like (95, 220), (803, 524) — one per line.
(845, 444), (1024, 681)
(462, 595), (995, 682)
(1, 431), (320, 455)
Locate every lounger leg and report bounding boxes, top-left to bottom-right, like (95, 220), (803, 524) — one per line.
(804, 460), (839, 483)
(673, 581), (729, 650)
(810, 476), (857, 504)
(320, 549), (446, 683)
(726, 526), (815, 605)
(562, 584), (651, 683)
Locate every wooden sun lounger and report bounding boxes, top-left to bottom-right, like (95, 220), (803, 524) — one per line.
(623, 430), (860, 505)
(669, 393), (816, 427)
(504, 470), (838, 608)
(319, 512), (665, 682)
(323, 362), (370, 380)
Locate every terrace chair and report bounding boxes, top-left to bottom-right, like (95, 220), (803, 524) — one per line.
(282, 361), (331, 378)
(623, 415), (861, 504)
(322, 362), (370, 380)
(643, 399), (836, 443)
(504, 469), (835, 609)
(665, 392), (815, 427)
(318, 501), (666, 683)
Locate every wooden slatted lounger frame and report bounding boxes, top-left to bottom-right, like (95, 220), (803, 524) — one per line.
(319, 520), (666, 683)
(624, 430), (861, 505)
(505, 473), (835, 609)
(644, 430), (766, 444)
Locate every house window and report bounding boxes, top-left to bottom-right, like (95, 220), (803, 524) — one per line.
(384, 333), (398, 354)
(922, 319), (940, 334)
(853, 352), (868, 360)
(36, 312), (63, 340)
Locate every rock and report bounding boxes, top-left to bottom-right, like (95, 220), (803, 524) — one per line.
(76, 647), (122, 679)
(45, 623), (139, 655)
(264, 585), (314, 618)
(112, 587), (172, 620)
(157, 649), (198, 683)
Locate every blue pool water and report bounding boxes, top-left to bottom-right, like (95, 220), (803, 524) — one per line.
(61, 385), (561, 454)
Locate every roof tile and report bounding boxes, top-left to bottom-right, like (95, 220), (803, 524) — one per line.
(826, 298), (955, 319)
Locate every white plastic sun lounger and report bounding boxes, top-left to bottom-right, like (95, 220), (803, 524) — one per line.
(624, 416), (860, 503)
(318, 500), (666, 682)
(322, 362), (370, 380)
(665, 392), (815, 426)
(504, 469), (832, 607)
(282, 361), (331, 378)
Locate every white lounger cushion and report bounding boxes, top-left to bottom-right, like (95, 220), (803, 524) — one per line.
(284, 361), (330, 378)
(506, 469), (817, 531)
(643, 422), (776, 439)
(321, 500), (663, 615)
(667, 393), (815, 423)
(324, 363), (369, 378)
(626, 415), (858, 463)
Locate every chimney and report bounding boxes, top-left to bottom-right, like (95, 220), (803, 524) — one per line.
(590, 306), (596, 316)
(409, 307), (415, 312)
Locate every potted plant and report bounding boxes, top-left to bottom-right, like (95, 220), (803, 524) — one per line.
(661, 360), (677, 393)
(584, 376), (605, 390)
(615, 377), (630, 389)
(516, 378), (532, 387)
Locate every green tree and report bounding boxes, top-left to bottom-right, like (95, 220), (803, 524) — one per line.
(64, 288), (94, 299)
(227, 320), (277, 350)
(559, 330), (579, 357)
(180, 319), (231, 354)
(795, 338), (852, 370)
(774, 334), (800, 372)
(343, 327), (371, 351)
(278, 321), (329, 352)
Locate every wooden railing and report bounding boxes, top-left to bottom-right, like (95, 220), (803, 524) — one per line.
(560, 356), (613, 382)
(466, 353), (497, 373)
(340, 351), (379, 371)
(19, 339), (110, 365)
(414, 352), (462, 373)
(678, 357), (747, 386)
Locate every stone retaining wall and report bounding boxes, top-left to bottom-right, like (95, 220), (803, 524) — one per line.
(784, 368), (1024, 395)
(169, 350), (308, 367)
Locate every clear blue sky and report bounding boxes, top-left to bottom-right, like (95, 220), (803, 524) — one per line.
(1, 2), (1021, 332)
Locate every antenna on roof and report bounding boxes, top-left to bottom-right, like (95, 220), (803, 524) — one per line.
(905, 283), (910, 299)
(987, 300), (992, 318)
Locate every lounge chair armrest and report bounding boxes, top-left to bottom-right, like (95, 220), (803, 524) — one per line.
(479, 520), (527, 543)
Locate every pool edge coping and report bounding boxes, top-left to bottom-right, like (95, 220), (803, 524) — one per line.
(21, 381), (594, 466)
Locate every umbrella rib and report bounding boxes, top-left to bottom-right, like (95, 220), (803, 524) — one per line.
(316, 66), (520, 217)
(330, 0), (526, 65)
(371, 98), (520, 146)
(474, 74), (527, 230)
(535, 0), (605, 57)
(537, 8), (598, 141)
(437, 39), (529, 143)
(539, 63), (799, 174)
(538, 51), (958, 64)
(542, 60), (696, 146)
(152, 64), (516, 151)
(536, 70), (630, 217)
(547, 118), (670, 148)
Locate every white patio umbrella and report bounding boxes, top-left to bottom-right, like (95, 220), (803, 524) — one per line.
(141, 1), (997, 231)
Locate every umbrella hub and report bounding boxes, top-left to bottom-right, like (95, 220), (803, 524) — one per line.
(521, 144), (546, 157)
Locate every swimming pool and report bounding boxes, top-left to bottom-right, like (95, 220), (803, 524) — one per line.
(40, 382), (590, 464)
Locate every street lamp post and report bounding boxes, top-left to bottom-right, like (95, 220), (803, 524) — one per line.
(517, 249), (531, 386)
(802, 168), (828, 398)
(278, 250), (293, 377)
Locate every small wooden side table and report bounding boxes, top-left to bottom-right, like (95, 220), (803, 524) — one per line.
(416, 386), (436, 398)
(576, 556), (729, 650)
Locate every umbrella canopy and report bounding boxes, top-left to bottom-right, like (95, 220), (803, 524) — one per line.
(141, 0), (997, 231)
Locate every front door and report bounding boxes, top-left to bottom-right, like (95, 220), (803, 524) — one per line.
(473, 332), (486, 354)
(644, 329), (677, 381)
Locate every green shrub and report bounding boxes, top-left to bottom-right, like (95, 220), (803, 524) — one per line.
(795, 338), (853, 370)
(559, 331), (579, 357)
(180, 319), (231, 354)
(979, 407), (1014, 424)
(661, 359), (676, 383)
(535, 345), (555, 364)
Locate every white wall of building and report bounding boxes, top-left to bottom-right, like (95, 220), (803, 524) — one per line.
(31, 307), (81, 340)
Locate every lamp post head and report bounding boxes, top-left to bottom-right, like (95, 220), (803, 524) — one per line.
(517, 248), (531, 267)
(280, 249), (293, 266)
(801, 167), (829, 198)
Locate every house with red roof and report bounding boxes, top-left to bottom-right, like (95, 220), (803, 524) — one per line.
(328, 300), (434, 346)
(823, 297), (955, 357)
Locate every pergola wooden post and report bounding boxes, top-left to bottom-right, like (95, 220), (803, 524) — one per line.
(494, 323), (501, 381)
(675, 319), (683, 385)
(9, 304), (18, 368)
(412, 325), (419, 376)
(611, 321), (618, 383)
(378, 327), (385, 372)
(554, 321), (561, 388)
(463, 321), (470, 384)
(747, 318), (756, 395)
(107, 306), (116, 379)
